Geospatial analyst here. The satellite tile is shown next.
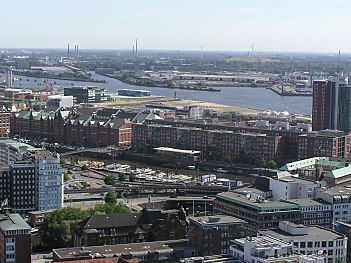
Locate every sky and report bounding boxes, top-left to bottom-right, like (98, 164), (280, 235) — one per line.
(2, 0), (351, 52)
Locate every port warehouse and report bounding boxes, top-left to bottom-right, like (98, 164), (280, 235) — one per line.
(173, 74), (270, 83)
(118, 89), (151, 97)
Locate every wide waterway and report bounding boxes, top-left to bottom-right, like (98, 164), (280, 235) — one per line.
(1, 72), (312, 115)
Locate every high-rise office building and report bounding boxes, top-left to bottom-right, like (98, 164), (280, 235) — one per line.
(33, 151), (63, 210)
(0, 140), (63, 213)
(0, 161), (36, 215)
(339, 84), (351, 133)
(312, 79), (337, 131)
(312, 76), (351, 133)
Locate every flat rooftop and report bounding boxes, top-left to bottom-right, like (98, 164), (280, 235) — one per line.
(0, 139), (38, 152)
(274, 175), (322, 185)
(287, 198), (331, 207)
(234, 235), (292, 250)
(233, 187), (267, 196)
(53, 239), (189, 260)
(216, 191), (299, 212)
(319, 186), (351, 196)
(189, 215), (246, 226)
(154, 147), (201, 154)
(259, 226), (344, 241)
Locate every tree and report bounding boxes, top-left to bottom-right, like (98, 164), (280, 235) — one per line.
(104, 175), (116, 185)
(94, 202), (130, 214)
(81, 164), (88, 171)
(118, 173), (126, 181)
(39, 207), (91, 249)
(105, 191), (117, 204)
(267, 160), (278, 169)
(129, 173), (136, 182)
(260, 159), (267, 168)
(40, 203), (130, 250)
(63, 172), (70, 182)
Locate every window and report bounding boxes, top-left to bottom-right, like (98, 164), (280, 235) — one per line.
(300, 242), (306, 248)
(307, 242), (313, 248)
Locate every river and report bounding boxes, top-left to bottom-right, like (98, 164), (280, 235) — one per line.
(1, 72), (312, 115)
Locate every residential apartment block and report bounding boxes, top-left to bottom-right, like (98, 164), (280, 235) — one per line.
(298, 130), (351, 160)
(132, 123), (284, 163)
(0, 112), (10, 138)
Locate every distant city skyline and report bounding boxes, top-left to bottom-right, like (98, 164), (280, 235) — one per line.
(2, 0), (351, 52)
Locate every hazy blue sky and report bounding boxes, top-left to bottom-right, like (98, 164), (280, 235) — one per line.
(2, 0), (350, 52)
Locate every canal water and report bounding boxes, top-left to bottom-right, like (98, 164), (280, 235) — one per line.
(2, 72), (312, 115)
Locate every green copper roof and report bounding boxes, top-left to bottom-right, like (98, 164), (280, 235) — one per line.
(324, 166), (351, 179)
(280, 157), (345, 171)
(0, 139), (38, 151)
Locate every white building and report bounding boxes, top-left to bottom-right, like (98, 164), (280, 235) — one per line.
(189, 106), (204, 120)
(258, 221), (347, 263)
(269, 173), (325, 201)
(229, 235), (324, 263)
(47, 95), (74, 108)
(316, 186), (351, 223)
(34, 151), (63, 210)
(230, 235), (293, 263)
(196, 174), (216, 185)
(274, 121), (290, 131)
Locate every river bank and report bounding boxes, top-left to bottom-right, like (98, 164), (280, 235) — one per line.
(101, 73), (222, 92)
(13, 72), (106, 83)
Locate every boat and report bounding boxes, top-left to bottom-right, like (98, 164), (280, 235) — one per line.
(215, 168), (229, 173)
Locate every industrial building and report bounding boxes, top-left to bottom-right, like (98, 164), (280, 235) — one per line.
(117, 89), (151, 97)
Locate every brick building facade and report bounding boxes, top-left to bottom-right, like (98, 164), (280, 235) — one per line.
(132, 123), (285, 163)
(11, 107), (150, 147)
(73, 209), (187, 247)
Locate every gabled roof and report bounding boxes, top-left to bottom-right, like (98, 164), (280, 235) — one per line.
(96, 108), (119, 118)
(82, 213), (142, 229)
